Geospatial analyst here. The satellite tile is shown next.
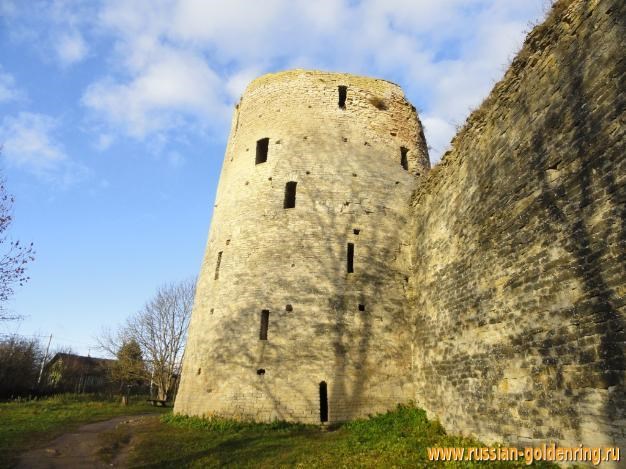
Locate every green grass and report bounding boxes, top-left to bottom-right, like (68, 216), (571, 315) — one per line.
(0, 393), (167, 468)
(1, 398), (560, 467)
(123, 404), (557, 468)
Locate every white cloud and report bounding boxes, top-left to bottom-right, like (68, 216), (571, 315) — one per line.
(1, 113), (65, 169)
(1, 0), (96, 68)
(0, 68), (22, 103)
(56, 31), (88, 65)
(76, 0), (547, 161)
(421, 115), (456, 164)
(225, 67), (262, 102)
(82, 47), (229, 138)
(0, 112), (88, 184)
(95, 133), (114, 151)
(398, 1), (546, 161)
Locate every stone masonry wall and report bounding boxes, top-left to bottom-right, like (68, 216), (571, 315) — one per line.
(176, 70), (430, 423)
(409, 0), (624, 449)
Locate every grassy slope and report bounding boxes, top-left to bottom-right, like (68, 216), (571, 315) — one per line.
(0, 394), (167, 468)
(125, 404), (556, 468)
(1, 398), (559, 467)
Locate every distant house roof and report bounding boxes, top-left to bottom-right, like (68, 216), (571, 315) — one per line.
(45, 353), (115, 374)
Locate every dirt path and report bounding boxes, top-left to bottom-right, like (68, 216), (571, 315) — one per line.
(16, 414), (158, 469)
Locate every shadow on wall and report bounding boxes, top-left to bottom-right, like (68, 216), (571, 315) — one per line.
(410, 0), (624, 445)
(198, 117), (418, 422)
(523, 0), (626, 437)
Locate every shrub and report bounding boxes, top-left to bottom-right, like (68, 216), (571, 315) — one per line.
(0, 336), (43, 398)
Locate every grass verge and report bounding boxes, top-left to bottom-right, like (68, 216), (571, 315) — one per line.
(0, 393), (167, 468)
(122, 404), (557, 468)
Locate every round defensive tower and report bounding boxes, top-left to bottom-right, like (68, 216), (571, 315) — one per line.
(175, 69), (430, 424)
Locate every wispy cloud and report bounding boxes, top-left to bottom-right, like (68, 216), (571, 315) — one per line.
(0, 67), (23, 103)
(81, 0), (546, 161)
(82, 46), (230, 138)
(94, 133), (114, 151)
(56, 31), (88, 65)
(0, 112), (89, 185)
(1, 113), (65, 169)
(1, 0), (95, 67)
(3, 0), (548, 163)
(225, 67), (263, 102)
(420, 115), (457, 159)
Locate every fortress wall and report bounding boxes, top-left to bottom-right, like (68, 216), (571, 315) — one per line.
(409, 0), (625, 447)
(176, 70), (430, 423)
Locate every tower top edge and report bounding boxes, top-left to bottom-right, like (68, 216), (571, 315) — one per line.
(243, 69), (405, 97)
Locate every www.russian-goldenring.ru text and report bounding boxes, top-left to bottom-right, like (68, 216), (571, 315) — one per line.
(427, 443), (620, 465)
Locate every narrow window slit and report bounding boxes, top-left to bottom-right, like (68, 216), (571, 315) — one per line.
(256, 138), (269, 164)
(358, 304), (365, 311)
(214, 251), (223, 280)
(347, 243), (354, 273)
(260, 310), (270, 340)
(400, 147), (409, 171)
(319, 381), (328, 422)
(284, 181), (297, 209)
(338, 86), (347, 109)
(353, 229), (360, 235)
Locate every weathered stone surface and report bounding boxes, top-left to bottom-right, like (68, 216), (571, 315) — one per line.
(175, 70), (430, 423)
(176, 0), (625, 451)
(408, 0), (625, 450)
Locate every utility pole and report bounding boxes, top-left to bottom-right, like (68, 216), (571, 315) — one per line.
(37, 334), (52, 387)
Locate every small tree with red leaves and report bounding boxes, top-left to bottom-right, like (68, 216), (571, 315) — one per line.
(0, 172), (35, 321)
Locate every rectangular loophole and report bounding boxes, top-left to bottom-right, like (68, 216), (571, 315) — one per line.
(284, 181), (297, 209)
(214, 251), (223, 280)
(260, 310), (270, 340)
(347, 243), (354, 273)
(400, 147), (408, 171)
(319, 381), (328, 422)
(338, 86), (347, 109)
(256, 138), (269, 164)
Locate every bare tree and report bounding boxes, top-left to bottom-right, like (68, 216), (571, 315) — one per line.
(99, 278), (195, 400)
(0, 168), (35, 321)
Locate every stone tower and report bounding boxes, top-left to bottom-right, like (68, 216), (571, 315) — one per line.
(175, 70), (429, 424)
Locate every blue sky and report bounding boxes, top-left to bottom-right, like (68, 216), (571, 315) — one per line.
(0, 0), (548, 355)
